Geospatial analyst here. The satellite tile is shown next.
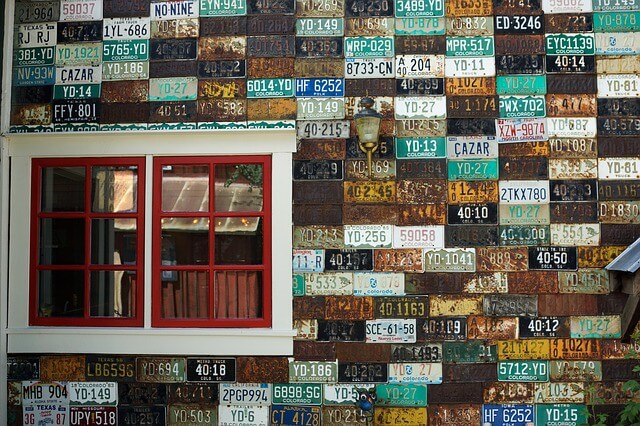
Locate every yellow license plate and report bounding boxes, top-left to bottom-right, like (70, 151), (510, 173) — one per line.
(344, 181), (396, 203)
(498, 339), (550, 360)
(374, 407), (428, 426)
(550, 339), (601, 360)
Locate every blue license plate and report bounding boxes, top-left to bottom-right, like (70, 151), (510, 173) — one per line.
(295, 78), (344, 97)
(483, 404), (535, 426)
(271, 405), (321, 425)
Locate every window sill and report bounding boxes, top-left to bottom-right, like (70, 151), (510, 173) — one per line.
(7, 327), (295, 356)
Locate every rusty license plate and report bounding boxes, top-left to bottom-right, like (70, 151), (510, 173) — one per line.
(545, 13), (593, 31)
(495, 34), (545, 55)
(475, 247), (527, 271)
(498, 340), (550, 360)
(40, 355), (85, 381)
(344, 181), (395, 203)
(499, 157), (548, 180)
(549, 158), (598, 179)
(338, 362), (388, 382)
(546, 94), (596, 117)
(550, 339), (601, 359)
(392, 343), (442, 362)
(420, 317), (467, 341)
(374, 248), (424, 272)
(447, 96), (498, 118)
(446, 0), (493, 15)
(248, 35), (295, 57)
(137, 358), (186, 383)
(199, 17), (247, 35)
(468, 316), (517, 339)
(549, 137), (597, 158)
(448, 181), (499, 204)
(445, 77), (496, 95)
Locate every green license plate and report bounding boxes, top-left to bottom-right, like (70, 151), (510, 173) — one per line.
(395, 0), (445, 16)
(103, 40), (149, 62)
(499, 225), (551, 246)
(292, 274), (305, 296)
(395, 18), (445, 35)
(149, 76), (198, 101)
(53, 84), (101, 99)
(536, 404), (587, 426)
(545, 33), (595, 55)
(496, 75), (547, 95)
(446, 36), (494, 56)
(200, 0), (246, 15)
(272, 383), (323, 405)
(499, 204), (550, 225)
(570, 315), (621, 338)
(498, 360), (549, 382)
(395, 137), (446, 158)
(102, 61), (149, 80)
(443, 341), (497, 363)
(499, 95), (546, 118)
(594, 11), (640, 32)
(376, 384), (427, 406)
(289, 361), (338, 383)
(447, 159), (499, 180)
(344, 36), (394, 58)
(14, 46), (55, 66)
(56, 42), (102, 66)
(247, 78), (294, 98)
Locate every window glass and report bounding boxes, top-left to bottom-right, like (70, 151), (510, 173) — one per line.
(162, 165), (209, 212)
(91, 219), (137, 265)
(90, 271), (136, 317)
(215, 217), (263, 265)
(92, 166), (138, 213)
(38, 270), (84, 317)
(41, 167), (85, 212)
(160, 271), (210, 319)
(214, 271), (262, 319)
(215, 164), (263, 212)
(39, 218), (85, 265)
(161, 219), (209, 265)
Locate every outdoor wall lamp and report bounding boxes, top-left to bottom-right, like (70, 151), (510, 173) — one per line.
(354, 97), (382, 178)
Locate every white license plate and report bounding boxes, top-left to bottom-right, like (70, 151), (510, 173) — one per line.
(496, 118), (548, 143)
(598, 157), (640, 179)
(60, 0), (103, 21)
(542, 0), (592, 13)
(323, 384), (363, 405)
(570, 315), (621, 338)
(534, 382), (584, 403)
(445, 57), (495, 77)
(14, 23), (57, 48)
(595, 32), (640, 55)
(344, 225), (393, 248)
(304, 272), (354, 295)
(345, 58), (395, 78)
(597, 74), (640, 97)
(388, 363), (443, 384)
(366, 319), (417, 343)
(218, 405), (269, 426)
(70, 382), (117, 406)
(395, 54), (445, 78)
(22, 381), (70, 405)
(293, 249), (324, 273)
(151, 0), (199, 19)
(103, 17), (151, 40)
(220, 383), (272, 405)
(56, 65), (102, 84)
(423, 248), (476, 272)
(395, 96), (447, 119)
(23, 404), (70, 425)
(499, 180), (550, 204)
(393, 225), (445, 248)
(296, 120), (350, 138)
(102, 61), (149, 81)
(294, 319), (318, 340)
(446, 136), (498, 159)
(548, 117), (597, 137)
(149, 76), (198, 101)
(297, 98), (345, 120)
(548, 159), (598, 179)
(550, 223), (600, 246)
(56, 42), (102, 66)
(354, 272), (405, 296)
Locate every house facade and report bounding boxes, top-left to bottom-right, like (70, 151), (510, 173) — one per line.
(2, 0), (640, 424)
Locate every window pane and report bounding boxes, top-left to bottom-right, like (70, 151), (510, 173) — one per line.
(215, 164), (263, 212)
(91, 219), (137, 265)
(38, 270), (84, 317)
(39, 218), (85, 265)
(215, 217), (262, 264)
(214, 271), (262, 319)
(162, 165), (209, 212)
(92, 166), (138, 213)
(41, 167), (85, 212)
(90, 271), (136, 317)
(160, 271), (209, 319)
(162, 219), (209, 265)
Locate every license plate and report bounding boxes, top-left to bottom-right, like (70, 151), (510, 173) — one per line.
(22, 381), (70, 404)
(295, 78), (344, 97)
(200, 0), (247, 15)
(447, 159), (499, 180)
(484, 294), (537, 316)
(499, 95), (546, 118)
(52, 99), (99, 123)
(495, 15), (545, 34)
(325, 249), (373, 271)
(8, 357), (40, 381)
(423, 248), (476, 271)
(396, 136), (446, 158)
(377, 384), (427, 406)
(198, 60), (246, 78)
(498, 361), (549, 382)
(446, 0), (493, 15)
(102, 40), (149, 61)
(446, 16), (494, 35)
(15, 1), (60, 23)
(395, 96), (446, 119)
(446, 36), (494, 56)
(543, 0), (592, 12)
(446, 77), (496, 95)
(598, 117), (640, 135)
(496, 34), (545, 55)
(271, 405), (321, 425)
(498, 339), (551, 360)
(548, 117), (596, 137)
(344, 181), (395, 203)
(305, 272), (353, 295)
(599, 201), (640, 223)
(14, 23), (57, 48)
(297, 18), (344, 36)
(395, 17), (445, 35)
(552, 339), (602, 360)
(297, 120), (350, 138)
(102, 61), (149, 80)
(377, 296), (428, 318)
(599, 157), (640, 179)
(497, 54), (545, 74)
(549, 361), (602, 381)
(289, 361), (338, 383)
(345, 58), (395, 78)
(374, 248), (424, 272)
(396, 0), (444, 16)
(151, 18), (199, 39)
(396, 119), (446, 137)
(449, 204), (498, 225)
(595, 32), (640, 54)
(594, 0), (638, 10)
(23, 405), (70, 425)
(56, 65), (101, 85)
(395, 55), (445, 77)
(558, 269), (609, 293)
(499, 204), (550, 225)
(421, 317), (467, 340)
(393, 343), (443, 362)
(295, 37), (343, 57)
(151, 0), (198, 19)
(294, 319), (318, 340)
(549, 159), (598, 179)
(570, 315), (621, 338)
(14, 47), (56, 66)
(482, 404), (534, 426)
(388, 363), (443, 384)
(346, 0), (394, 16)
(293, 249), (324, 272)
(338, 362), (388, 382)
(396, 77), (444, 95)
(118, 405), (165, 426)
(343, 36), (394, 57)
(344, 225), (393, 248)
(149, 77), (197, 101)
(322, 406), (368, 424)
(137, 358), (185, 383)
(534, 382), (584, 403)
(366, 319), (416, 342)
(293, 160), (344, 180)
(272, 384), (322, 405)
(60, 0), (102, 21)
(549, 138), (596, 158)
(499, 225), (550, 245)
(186, 358), (235, 382)
(346, 158), (396, 180)
(535, 403), (587, 426)
(70, 406), (117, 426)
(218, 405), (268, 426)
(323, 384), (362, 405)
(447, 136), (498, 159)
(220, 383), (271, 405)
(499, 180), (550, 204)
(528, 246), (578, 270)
(594, 11), (640, 31)
(445, 57), (496, 77)
(317, 319), (365, 341)
(496, 117), (548, 143)
(520, 317), (568, 338)
(545, 33), (595, 55)
(392, 225), (444, 248)
(443, 341), (496, 363)
(448, 181), (499, 205)
(102, 17), (150, 40)
(297, 98), (345, 119)
(70, 382), (118, 405)
(447, 95), (498, 118)
(297, 0), (344, 16)
(598, 98), (640, 116)
(496, 75), (546, 95)
(550, 179), (597, 202)
(375, 407), (428, 425)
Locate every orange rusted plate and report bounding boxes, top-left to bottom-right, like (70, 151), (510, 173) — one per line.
(10, 104), (52, 125)
(248, 57), (295, 78)
(198, 36), (246, 60)
(507, 271), (559, 294)
(247, 98), (296, 120)
(463, 272), (508, 293)
(198, 79), (246, 98)
(467, 315), (518, 340)
(499, 141), (549, 157)
(446, 0), (492, 15)
(344, 204), (399, 224)
(578, 246), (626, 268)
(294, 297), (326, 319)
(430, 295), (483, 316)
(344, 181), (396, 203)
(498, 340), (550, 360)
(325, 296), (374, 320)
(551, 338), (601, 360)
(546, 94), (597, 117)
(483, 382), (535, 404)
(476, 247), (528, 272)
(374, 248), (424, 272)
(448, 181), (499, 204)
(294, 341), (336, 361)
(101, 80), (149, 103)
(446, 77), (496, 96)
(294, 58), (344, 77)
(398, 204), (447, 225)
(295, 139), (346, 160)
(397, 179), (447, 204)
(428, 404), (481, 426)
(236, 357), (288, 383)
(40, 355), (85, 381)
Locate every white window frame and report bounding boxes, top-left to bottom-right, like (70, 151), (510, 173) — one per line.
(5, 130), (296, 355)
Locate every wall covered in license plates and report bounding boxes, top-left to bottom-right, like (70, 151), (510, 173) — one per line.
(6, 0), (640, 423)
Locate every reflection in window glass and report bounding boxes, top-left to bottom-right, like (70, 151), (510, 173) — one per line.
(215, 164), (263, 212)
(39, 218), (85, 265)
(214, 271), (262, 319)
(215, 217), (263, 265)
(162, 165), (209, 212)
(92, 166), (138, 213)
(38, 270), (84, 317)
(161, 218), (209, 265)
(90, 271), (136, 317)
(41, 167), (85, 212)
(161, 271), (209, 319)
(91, 219), (137, 265)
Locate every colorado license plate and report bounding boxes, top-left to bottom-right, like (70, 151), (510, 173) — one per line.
(387, 363), (443, 384)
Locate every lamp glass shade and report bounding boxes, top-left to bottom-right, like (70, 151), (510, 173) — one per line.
(355, 115), (381, 144)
